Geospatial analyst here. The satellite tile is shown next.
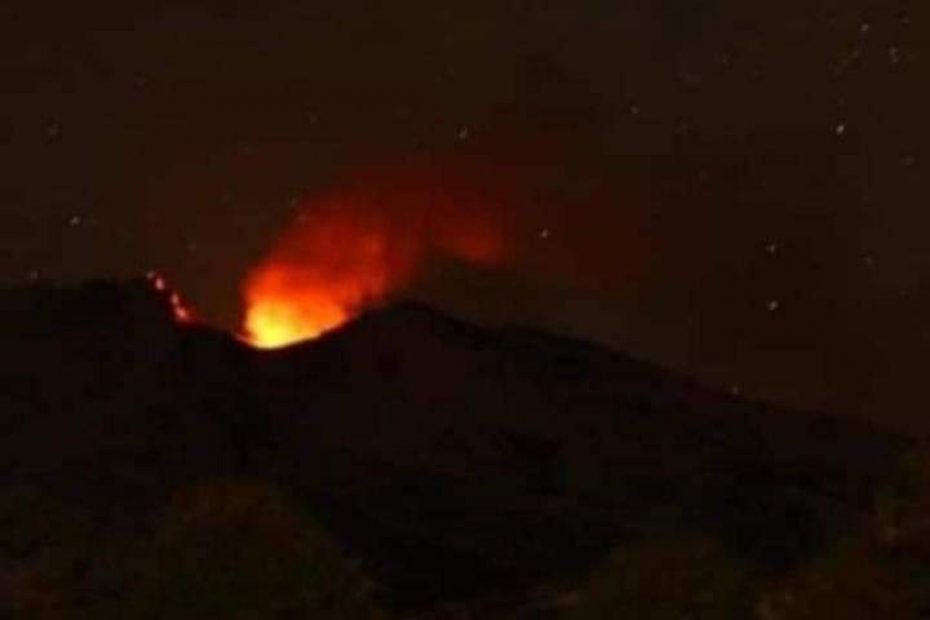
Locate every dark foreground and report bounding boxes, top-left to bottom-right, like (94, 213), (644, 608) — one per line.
(2, 279), (927, 618)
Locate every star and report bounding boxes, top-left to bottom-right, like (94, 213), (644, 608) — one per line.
(44, 120), (62, 142)
(888, 46), (901, 65)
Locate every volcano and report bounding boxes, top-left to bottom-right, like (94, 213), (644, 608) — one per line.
(0, 278), (906, 615)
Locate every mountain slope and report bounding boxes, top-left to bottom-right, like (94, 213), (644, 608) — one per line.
(252, 301), (900, 603)
(0, 281), (906, 609)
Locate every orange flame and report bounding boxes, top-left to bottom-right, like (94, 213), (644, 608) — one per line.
(241, 166), (506, 349)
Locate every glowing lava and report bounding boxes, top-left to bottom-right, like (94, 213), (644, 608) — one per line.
(245, 296), (345, 348)
(146, 271), (196, 323)
(241, 167), (506, 349)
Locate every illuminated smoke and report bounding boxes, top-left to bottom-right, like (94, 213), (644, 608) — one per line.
(241, 163), (507, 348)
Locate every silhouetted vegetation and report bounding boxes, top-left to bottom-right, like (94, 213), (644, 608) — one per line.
(2, 480), (387, 619)
(562, 446), (930, 620)
(566, 537), (754, 619)
(755, 445), (930, 620)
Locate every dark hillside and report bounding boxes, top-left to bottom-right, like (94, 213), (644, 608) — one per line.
(0, 280), (906, 611)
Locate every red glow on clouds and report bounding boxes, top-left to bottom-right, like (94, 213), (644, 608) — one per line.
(241, 164), (507, 348)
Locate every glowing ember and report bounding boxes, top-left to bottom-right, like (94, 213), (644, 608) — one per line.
(147, 271), (196, 323)
(148, 271), (167, 292)
(169, 291), (194, 323)
(241, 167), (506, 349)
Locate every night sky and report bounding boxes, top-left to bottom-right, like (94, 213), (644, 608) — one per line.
(2, 0), (928, 433)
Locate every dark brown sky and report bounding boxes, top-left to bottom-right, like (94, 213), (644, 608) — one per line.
(2, 0), (928, 433)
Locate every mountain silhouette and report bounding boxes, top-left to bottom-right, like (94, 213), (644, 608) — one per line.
(0, 278), (905, 610)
